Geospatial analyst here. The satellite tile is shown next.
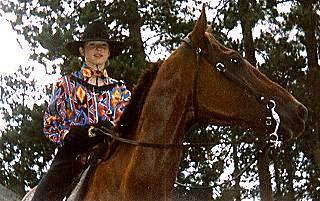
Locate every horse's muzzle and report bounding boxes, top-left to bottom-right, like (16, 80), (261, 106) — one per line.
(281, 102), (308, 140)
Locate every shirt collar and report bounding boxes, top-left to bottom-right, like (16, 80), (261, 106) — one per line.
(81, 63), (109, 79)
(75, 63), (118, 86)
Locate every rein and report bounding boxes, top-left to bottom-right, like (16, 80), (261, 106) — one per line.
(175, 34), (282, 189)
(87, 38), (282, 188)
(88, 34), (281, 149)
(90, 126), (222, 149)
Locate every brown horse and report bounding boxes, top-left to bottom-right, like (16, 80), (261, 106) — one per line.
(23, 5), (307, 201)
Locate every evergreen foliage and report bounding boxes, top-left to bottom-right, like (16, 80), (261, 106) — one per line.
(0, 0), (319, 199)
(0, 66), (55, 196)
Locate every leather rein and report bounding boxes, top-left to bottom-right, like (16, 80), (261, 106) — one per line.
(90, 34), (281, 149)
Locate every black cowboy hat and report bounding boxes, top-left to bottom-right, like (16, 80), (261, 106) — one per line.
(66, 20), (125, 58)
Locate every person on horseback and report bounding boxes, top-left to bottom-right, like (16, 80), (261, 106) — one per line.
(32, 20), (131, 201)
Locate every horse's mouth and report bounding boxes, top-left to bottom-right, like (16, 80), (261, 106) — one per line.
(206, 112), (306, 143)
(280, 117), (306, 141)
(281, 103), (308, 140)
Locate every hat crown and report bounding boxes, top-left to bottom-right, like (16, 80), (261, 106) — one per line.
(66, 20), (125, 58)
(81, 21), (109, 41)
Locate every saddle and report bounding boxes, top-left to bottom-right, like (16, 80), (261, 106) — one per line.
(65, 135), (117, 201)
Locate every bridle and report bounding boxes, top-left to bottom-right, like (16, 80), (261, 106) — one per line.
(170, 34), (282, 189)
(90, 34), (281, 148)
(87, 33), (282, 190)
(182, 33), (281, 147)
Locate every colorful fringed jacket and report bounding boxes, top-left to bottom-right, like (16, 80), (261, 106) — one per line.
(43, 65), (131, 146)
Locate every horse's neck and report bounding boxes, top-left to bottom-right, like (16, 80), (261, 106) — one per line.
(116, 62), (193, 199)
(86, 57), (194, 200)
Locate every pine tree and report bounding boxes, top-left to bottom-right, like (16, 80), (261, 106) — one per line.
(0, 66), (55, 196)
(1, 0), (319, 199)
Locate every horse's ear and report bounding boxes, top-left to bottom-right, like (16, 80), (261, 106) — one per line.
(191, 4), (207, 50)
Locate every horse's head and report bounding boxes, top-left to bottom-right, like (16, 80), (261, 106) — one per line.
(181, 6), (307, 141)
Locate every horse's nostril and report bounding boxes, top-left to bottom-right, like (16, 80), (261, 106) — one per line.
(297, 104), (308, 121)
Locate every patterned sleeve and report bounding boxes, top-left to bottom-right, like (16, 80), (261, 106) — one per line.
(43, 76), (72, 146)
(113, 81), (131, 126)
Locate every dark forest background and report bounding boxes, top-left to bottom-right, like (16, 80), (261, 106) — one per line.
(0, 0), (319, 200)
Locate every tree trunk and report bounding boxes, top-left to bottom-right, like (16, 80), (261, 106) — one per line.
(284, 145), (295, 200)
(299, 0), (320, 165)
(238, 0), (273, 199)
(232, 129), (241, 201)
(126, 0), (146, 61)
(238, 0), (257, 66)
(257, 142), (273, 201)
(273, 157), (282, 200)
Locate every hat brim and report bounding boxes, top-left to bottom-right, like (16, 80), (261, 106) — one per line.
(66, 39), (126, 59)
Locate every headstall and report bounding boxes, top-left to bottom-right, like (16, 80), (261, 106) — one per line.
(182, 34), (281, 148)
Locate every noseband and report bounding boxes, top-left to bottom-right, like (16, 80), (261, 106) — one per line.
(182, 34), (281, 147)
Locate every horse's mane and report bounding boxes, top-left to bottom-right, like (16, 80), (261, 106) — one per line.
(115, 61), (162, 136)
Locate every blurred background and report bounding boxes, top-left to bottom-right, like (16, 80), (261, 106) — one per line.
(0, 0), (319, 200)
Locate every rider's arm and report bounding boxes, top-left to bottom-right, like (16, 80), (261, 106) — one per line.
(43, 76), (73, 146)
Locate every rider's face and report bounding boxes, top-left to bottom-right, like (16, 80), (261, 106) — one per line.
(80, 41), (110, 66)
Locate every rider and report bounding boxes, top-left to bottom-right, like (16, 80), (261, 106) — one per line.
(32, 20), (131, 201)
